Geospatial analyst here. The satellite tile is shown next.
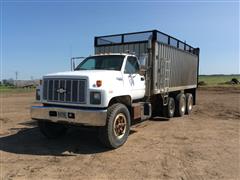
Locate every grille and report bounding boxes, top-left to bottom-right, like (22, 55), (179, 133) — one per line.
(43, 78), (86, 104)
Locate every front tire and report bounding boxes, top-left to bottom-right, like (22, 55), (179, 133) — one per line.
(38, 121), (67, 139)
(98, 103), (130, 149)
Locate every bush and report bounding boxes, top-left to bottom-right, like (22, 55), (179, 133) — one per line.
(198, 81), (207, 86)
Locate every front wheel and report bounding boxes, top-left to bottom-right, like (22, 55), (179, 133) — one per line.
(38, 121), (67, 139)
(98, 103), (130, 149)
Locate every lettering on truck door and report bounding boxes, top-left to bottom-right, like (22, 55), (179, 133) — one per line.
(123, 56), (145, 99)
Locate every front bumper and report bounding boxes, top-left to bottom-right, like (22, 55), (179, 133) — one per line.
(31, 106), (107, 126)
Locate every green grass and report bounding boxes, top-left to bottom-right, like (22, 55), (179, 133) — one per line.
(199, 75), (240, 86)
(0, 74), (239, 91)
(0, 85), (35, 93)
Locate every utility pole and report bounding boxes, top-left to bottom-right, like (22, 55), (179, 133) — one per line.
(30, 76), (34, 86)
(15, 71), (18, 87)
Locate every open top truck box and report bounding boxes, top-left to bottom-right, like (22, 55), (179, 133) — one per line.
(95, 30), (199, 98)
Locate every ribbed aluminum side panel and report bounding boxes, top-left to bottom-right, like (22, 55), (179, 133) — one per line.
(43, 78), (86, 104)
(95, 42), (197, 95)
(95, 42), (148, 58)
(154, 43), (198, 93)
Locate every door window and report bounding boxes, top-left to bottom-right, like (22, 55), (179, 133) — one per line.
(124, 56), (139, 74)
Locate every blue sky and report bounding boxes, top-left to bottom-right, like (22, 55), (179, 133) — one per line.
(1, 1), (239, 80)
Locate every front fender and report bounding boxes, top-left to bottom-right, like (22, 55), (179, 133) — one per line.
(102, 89), (132, 107)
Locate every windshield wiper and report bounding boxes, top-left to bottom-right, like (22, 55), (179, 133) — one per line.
(76, 67), (87, 70)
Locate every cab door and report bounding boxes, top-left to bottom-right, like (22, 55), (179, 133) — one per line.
(123, 56), (145, 99)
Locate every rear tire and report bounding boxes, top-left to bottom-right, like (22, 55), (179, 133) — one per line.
(98, 103), (130, 149)
(175, 93), (186, 117)
(163, 97), (175, 118)
(38, 121), (67, 139)
(185, 93), (193, 115)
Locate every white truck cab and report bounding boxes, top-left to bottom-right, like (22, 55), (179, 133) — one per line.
(36, 53), (145, 108)
(31, 53), (148, 148)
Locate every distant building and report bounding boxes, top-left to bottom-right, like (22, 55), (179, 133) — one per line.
(14, 80), (40, 88)
(1, 79), (40, 87)
(2, 79), (14, 86)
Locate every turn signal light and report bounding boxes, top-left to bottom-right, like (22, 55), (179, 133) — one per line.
(96, 80), (102, 87)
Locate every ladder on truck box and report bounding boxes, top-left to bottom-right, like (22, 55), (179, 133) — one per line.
(159, 57), (171, 105)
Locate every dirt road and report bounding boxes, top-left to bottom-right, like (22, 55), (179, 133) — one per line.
(0, 87), (239, 180)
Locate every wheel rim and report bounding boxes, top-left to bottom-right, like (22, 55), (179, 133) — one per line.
(113, 113), (127, 139)
(169, 99), (175, 114)
(181, 105), (185, 112)
(180, 97), (186, 113)
(188, 97), (193, 111)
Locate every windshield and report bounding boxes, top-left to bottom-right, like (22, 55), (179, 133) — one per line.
(75, 55), (124, 71)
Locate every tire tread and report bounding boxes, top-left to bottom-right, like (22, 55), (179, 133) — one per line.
(99, 103), (130, 149)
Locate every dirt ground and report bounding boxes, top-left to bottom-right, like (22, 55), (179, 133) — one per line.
(0, 87), (239, 180)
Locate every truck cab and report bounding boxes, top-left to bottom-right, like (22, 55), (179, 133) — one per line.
(32, 53), (148, 148)
(72, 53), (146, 106)
(35, 54), (145, 108)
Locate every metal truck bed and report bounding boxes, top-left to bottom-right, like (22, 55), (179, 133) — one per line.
(94, 30), (199, 94)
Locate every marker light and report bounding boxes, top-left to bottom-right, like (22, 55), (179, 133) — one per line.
(96, 80), (102, 87)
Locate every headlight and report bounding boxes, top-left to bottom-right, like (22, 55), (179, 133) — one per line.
(36, 88), (41, 101)
(90, 92), (101, 104)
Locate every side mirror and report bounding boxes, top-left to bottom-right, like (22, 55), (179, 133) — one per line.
(139, 54), (148, 70)
(73, 60), (76, 70)
(148, 35), (152, 49)
(71, 58), (75, 71)
(70, 57), (86, 71)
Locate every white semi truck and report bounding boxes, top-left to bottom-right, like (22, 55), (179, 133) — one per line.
(31, 30), (200, 148)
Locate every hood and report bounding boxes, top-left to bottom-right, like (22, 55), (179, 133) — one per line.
(44, 70), (122, 79)
(43, 70), (124, 89)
